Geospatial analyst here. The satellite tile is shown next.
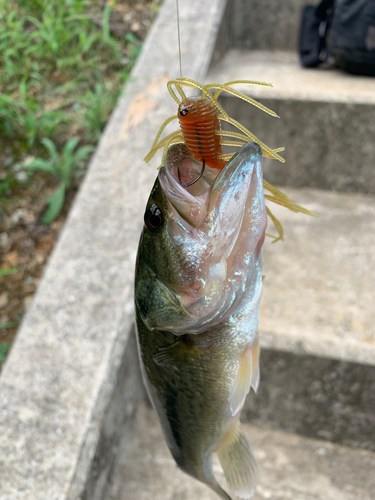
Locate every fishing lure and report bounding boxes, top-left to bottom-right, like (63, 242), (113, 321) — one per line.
(144, 77), (315, 241)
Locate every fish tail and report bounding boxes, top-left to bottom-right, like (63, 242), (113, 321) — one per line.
(216, 422), (258, 499)
(178, 453), (233, 500)
(207, 481), (233, 500)
(201, 458), (233, 500)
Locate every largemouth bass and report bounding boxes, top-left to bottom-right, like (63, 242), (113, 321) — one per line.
(135, 141), (267, 499)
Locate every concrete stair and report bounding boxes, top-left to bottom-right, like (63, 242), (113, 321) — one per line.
(111, 2), (375, 499)
(110, 404), (375, 500)
(247, 187), (375, 452)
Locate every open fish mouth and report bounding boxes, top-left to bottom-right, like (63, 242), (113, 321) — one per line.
(156, 142), (267, 334)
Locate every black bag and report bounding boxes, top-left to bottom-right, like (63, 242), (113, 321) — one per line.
(299, 0), (375, 76)
(329, 0), (375, 75)
(299, 0), (334, 67)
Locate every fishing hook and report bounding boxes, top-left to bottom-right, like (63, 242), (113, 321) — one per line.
(178, 160), (206, 187)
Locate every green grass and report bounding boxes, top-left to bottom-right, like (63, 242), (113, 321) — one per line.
(25, 138), (94, 223)
(0, 0), (143, 222)
(0, 267), (19, 277)
(0, 342), (11, 362)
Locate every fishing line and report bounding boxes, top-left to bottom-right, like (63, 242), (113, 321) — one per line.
(176, 0), (182, 77)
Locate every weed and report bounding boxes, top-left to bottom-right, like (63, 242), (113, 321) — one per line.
(0, 0), (149, 211)
(23, 138), (94, 223)
(0, 163), (29, 213)
(0, 87), (68, 147)
(124, 33), (142, 67)
(81, 82), (116, 141)
(0, 267), (19, 278)
(0, 343), (11, 362)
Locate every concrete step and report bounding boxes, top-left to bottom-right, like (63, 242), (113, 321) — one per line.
(230, 0), (308, 53)
(244, 186), (375, 451)
(261, 186), (375, 365)
(206, 50), (375, 194)
(216, 0), (309, 55)
(109, 403), (375, 500)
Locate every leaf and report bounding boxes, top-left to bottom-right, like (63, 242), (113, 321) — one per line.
(62, 137), (80, 161)
(42, 183), (65, 224)
(24, 16), (43, 30)
(0, 267), (19, 277)
(60, 137), (80, 186)
(19, 79), (27, 101)
(81, 32), (98, 53)
(40, 138), (61, 168)
(0, 321), (18, 329)
(23, 158), (56, 175)
(0, 343), (11, 362)
(0, 92), (22, 107)
(125, 33), (139, 44)
(72, 145), (94, 163)
(102, 6), (112, 43)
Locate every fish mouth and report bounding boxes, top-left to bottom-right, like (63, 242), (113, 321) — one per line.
(158, 142), (267, 334)
(158, 144), (216, 228)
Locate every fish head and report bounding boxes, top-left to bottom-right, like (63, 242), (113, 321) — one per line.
(135, 142), (267, 334)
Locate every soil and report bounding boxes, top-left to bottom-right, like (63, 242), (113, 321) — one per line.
(0, 176), (76, 346)
(0, 0), (157, 369)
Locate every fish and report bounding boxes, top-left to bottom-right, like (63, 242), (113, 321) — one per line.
(135, 140), (267, 499)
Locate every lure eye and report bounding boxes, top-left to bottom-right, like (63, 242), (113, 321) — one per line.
(144, 204), (163, 232)
(179, 108), (188, 117)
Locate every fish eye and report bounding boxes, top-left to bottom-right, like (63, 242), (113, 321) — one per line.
(179, 108), (188, 117)
(144, 203), (163, 232)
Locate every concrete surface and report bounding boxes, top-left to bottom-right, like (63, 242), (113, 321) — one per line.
(0, 0), (227, 499)
(207, 51), (375, 194)
(244, 348), (375, 451)
(260, 187), (375, 366)
(208, 51), (375, 104)
(233, 0), (308, 52)
(212, 0), (314, 61)
(110, 403), (375, 500)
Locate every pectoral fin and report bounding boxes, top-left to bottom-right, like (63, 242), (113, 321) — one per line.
(228, 338), (260, 415)
(153, 338), (198, 372)
(216, 422), (258, 499)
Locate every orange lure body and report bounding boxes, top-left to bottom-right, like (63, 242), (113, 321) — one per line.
(178, 97), (226, 171)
